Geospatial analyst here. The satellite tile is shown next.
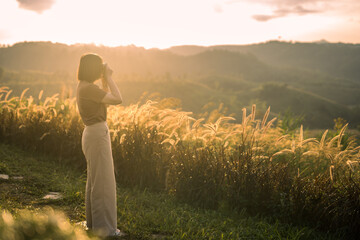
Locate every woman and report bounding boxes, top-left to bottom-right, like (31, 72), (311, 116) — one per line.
(76, 53), (124, 237)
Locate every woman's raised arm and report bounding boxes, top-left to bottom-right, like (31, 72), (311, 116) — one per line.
(101, 64), (123, 105)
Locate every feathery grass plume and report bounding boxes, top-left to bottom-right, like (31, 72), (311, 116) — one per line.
(334, 149), (350, 162)
(24, 97), (36, 111)
(329, 165), (335, 182)
(39, 132), (51, 141)
(119, 133), (126, 144)
(242, 107), (247, 126)
(326, 131), (340, 147)
(301, 138), (317, 146)
(251, 104), (256, 121)
(337, 123), (348, 148)
(38, 89), (44, 100)
(43, 97), (52, 107)
(346, 160), (359, 172)
(0, 86), (9, 93)
(262, 117), (277, 134)
(270, 149), (294, 160)
(4, 89), (12, 101)
(291, 139), (296, 152)
(320, 129), (328, 149)
(19, 88), (29, 105)
(276, 134), (289, 144)
(255, 121), (260, 130)
(261, 106), (270, 129)
(299, 125), (303, 147)
(302, 150), (319, 157)
(192, 118), (205, 129)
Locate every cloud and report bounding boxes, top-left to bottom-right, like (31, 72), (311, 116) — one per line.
(16, 0), (55, 14)
(214, 4), (223, 13)
(227, 0), (360, 22)
(252, 5), (320, 21)
(252, 14), (276, 22)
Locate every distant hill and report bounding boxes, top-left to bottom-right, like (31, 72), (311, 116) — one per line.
(1, 41), (360, 129)
(167, 41), (360, 82)
(166, 45), (206, 56)
(258, 83), (355, 128)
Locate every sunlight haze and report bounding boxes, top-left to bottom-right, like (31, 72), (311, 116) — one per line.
(0, 0), (359, 48)
(1, 2), (360, 238)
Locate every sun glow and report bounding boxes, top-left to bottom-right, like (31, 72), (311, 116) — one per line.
(0, 0), (359, 48)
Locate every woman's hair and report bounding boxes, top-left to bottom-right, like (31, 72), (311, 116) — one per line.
(77, 53), (103, 82)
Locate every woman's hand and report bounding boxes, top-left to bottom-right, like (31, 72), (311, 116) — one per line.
(100, 63), (123, 105)
(103, 63), (113, 80)
(101, 78), (109, 92)
(101, 63), (113, 92)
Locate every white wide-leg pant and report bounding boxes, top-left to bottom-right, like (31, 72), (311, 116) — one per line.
(81, 121), (117, 237)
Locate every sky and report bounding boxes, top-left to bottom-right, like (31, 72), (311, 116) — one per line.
(0, 0), (359, 49)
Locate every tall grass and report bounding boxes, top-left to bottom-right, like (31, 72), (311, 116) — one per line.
(0, 209), (98, 240)
(1, 86), (359, 237)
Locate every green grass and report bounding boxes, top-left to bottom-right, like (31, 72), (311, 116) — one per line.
(0, 142), (86, 221)
(0, 142), (342, 239)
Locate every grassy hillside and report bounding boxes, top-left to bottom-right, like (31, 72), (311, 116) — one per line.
(1, 41), (360, 129)
(167, 41), (360, 106)
(258, 84), (355, 128)
(1, 142), (340, 239)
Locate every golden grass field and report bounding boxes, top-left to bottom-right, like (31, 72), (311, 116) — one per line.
(1, 86), (360, 237)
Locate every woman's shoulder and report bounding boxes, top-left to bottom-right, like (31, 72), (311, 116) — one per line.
(78, 81), (106, 100)
(78, 81), (98, 91)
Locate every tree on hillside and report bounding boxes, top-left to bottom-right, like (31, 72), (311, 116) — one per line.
(0, 66), (4, 81)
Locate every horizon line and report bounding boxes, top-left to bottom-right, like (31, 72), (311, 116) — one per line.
(1, 39), (360, 50)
